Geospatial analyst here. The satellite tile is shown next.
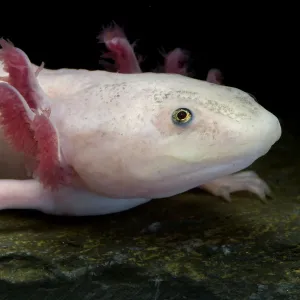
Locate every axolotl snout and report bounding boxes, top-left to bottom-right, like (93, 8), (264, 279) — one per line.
(0, 41), (281, 216)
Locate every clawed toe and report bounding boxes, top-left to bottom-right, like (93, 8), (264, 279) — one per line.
(200, 171), (272, 203)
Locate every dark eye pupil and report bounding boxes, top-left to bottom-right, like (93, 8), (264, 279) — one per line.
(177, 111), (187, 120)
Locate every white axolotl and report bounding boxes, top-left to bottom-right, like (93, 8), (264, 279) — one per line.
(0, 40), (281, 216)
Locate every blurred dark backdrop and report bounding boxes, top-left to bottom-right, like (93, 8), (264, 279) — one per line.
(0, 4), (295, 122)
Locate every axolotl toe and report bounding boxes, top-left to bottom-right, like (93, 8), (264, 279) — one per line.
(0, 40), (281, 216)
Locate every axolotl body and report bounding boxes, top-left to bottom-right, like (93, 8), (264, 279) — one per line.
(0, 41), (281, 216)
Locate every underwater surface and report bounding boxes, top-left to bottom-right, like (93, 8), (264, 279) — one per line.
(0, 122), (299, 300)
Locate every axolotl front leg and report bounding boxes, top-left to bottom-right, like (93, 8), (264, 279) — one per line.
(0, 179), (149, 215)
(0, 40), (151, 215)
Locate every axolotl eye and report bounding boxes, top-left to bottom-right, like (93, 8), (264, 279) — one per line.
(172, 108), (193, 125)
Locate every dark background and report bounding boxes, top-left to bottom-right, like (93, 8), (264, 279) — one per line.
(0, 4), (295, 121)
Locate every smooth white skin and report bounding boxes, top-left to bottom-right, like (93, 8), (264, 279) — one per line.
(0, 64), (282, 215)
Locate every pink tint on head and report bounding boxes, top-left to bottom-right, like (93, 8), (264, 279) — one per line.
(98, 24), (141, 73)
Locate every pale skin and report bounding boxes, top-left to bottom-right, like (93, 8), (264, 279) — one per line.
(0, 40), (281, 216)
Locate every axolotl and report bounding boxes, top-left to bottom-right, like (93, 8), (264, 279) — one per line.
(0, 40), (281, 216)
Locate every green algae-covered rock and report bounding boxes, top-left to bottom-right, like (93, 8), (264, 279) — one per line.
(0, 130), (300, 299)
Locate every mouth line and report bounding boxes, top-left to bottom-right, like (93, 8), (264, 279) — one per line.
(174, 153), (260, 180)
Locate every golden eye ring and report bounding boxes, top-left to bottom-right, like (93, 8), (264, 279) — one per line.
(172, 108), (193, 125)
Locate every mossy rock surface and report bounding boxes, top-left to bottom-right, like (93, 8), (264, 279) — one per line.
(0, 130), (299, 300)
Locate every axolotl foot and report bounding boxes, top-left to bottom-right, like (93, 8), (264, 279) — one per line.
(200, 171), (271, 203)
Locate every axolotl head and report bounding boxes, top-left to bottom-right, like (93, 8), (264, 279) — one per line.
(71, 72), (281, 199)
